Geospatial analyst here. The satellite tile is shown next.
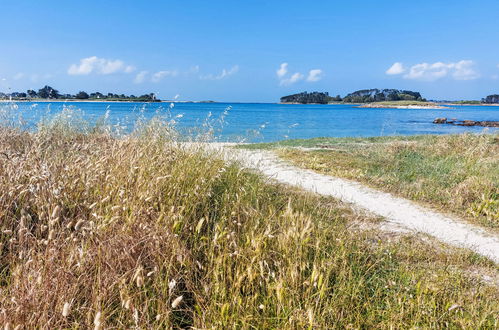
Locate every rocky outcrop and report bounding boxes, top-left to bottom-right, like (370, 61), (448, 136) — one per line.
(482, 95), (499, 104)
(433, 118), (499, 127)
(343, 89), (423, 103)
(433, 118), (447, 124)
(280, 92), (331, 104)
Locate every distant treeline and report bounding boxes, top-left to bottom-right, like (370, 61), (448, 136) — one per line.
(0, 85), (160, 102)
(341, 89), (424, 103)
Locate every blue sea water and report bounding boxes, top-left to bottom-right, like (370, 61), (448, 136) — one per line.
(1, 101), (498, 142)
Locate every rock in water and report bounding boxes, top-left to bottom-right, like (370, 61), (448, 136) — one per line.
(433, 117), (447, 124)
(433, 118), (499, 127)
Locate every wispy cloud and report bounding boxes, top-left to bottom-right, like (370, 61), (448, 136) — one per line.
(152, 70), (178, 82)
(280, 72), (304, 86)
(385, 62), (405, 75)
(68, 56), (135, 75)
(200, 65), (239, 80)
(277, 63), (322, 85)
(276, 63), (288, 78)
(306, 69), (323, 82)
(387, 60), (479, 81)
(134, 70), (148, 84)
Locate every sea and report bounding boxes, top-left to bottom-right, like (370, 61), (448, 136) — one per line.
(1, 101), (497, 142)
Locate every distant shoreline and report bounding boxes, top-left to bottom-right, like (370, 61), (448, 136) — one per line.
(442, 103), (499, 107)
(3, 100), (499, 107)
(356, 103), (449, 109)
(0, 99), (162, 103)
(279, 102), (449, 109)
(0, 99), (217, 104)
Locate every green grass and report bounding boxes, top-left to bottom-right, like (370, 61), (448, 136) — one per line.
(248, 134), (499, 229)
(451, 100), (482, 105)
(0, 122), (498, 328)
(358, 101), (441, 107)
(240, 135), (428, 150)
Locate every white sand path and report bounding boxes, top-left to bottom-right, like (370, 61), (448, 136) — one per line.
(216, 146), (499, 264)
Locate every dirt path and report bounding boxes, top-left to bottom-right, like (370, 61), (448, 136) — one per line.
(222, 147), (499, 263)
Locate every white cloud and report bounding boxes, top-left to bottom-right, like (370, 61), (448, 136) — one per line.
(200, 65), (239, 80)
(276, 63), (288, 78)
(277, 63), (321, 85)
(306, 69), (323, 82)
(68, 56), (135, 75)
(124, 65), (136, 73)
(451, 60), (480, 80)
(151, 70), (178, 82)
(134, 70), (148, 84)
(395, 60), (479, 81)
(404, 62), (449, 80)
(280, 72), (304, 86)
(386, 62), (405, 75)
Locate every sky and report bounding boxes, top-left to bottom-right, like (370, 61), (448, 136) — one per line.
(0, 0), (498, 102)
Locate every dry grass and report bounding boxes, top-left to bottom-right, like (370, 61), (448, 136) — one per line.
(271, 134), (499, 229)
(0, 121), (498, 328)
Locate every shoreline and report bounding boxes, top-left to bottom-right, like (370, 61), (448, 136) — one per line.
(0, 99), (163, 103)
(356, 103), (449, 109)
(442, 103), (499, 107)
(0, 99), (222, 104)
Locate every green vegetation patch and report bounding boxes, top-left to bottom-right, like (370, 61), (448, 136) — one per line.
(260, 134), (499, 229)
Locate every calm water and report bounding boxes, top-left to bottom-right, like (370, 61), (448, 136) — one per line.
(1, 101), (498, 142)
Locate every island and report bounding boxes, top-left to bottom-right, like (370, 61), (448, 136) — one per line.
(280, 91), (336, 104)
(341, 89), (424, 103)
(281, 90), (499, 109)
(482, 94), (499, 104)
(280, 89), (446, 108)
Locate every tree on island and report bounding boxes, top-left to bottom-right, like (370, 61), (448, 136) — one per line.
(75, 91), (90, 99)
(37, 86), (60, 99)
(90, 92), (104, 99)
(27, 90), (37, 98)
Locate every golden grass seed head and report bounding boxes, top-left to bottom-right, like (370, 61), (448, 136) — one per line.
(74, 219), (85, 231)
(93, 311), (102, 329)
(171, 296), (183, 309)
(51, 205), (61, 220)
(62, 302), (71, 317)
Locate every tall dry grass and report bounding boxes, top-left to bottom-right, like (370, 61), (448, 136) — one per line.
(0, 119), (498, 328)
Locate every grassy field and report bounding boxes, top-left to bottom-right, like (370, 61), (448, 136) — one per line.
(246, 134), (499, 229)
(0, 121), (498, 328)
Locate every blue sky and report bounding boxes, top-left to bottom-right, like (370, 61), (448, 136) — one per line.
(0, 0), (498, 102)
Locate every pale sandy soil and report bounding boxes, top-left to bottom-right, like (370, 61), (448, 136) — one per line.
(203, 144), (499, 264)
